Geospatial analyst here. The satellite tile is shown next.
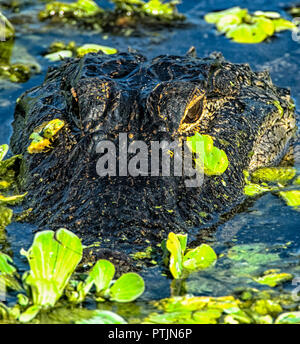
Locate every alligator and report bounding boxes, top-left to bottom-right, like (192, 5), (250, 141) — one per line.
(10, 51), (296, 258)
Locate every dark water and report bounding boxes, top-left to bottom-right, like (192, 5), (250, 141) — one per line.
(0, 0), (300, 314)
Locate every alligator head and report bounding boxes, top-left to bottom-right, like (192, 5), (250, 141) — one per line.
(10, 52), (296, 252)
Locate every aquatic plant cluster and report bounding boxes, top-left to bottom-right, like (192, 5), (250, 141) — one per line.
(205, 7), (296, 43)
(39, 0), (185, 32)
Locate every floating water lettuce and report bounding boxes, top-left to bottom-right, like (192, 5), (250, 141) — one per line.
(186, 133), (229, 176)
(39, 0), (102, 21)
(0, 252), (22, 292)
(142, 0), (178, 19)
(45, 42), (118, 62)
(144, 287), (300, 324)
(244, 167), (300, 209)
(146, 295), (240, 324)
(0, 228), (145, 323)
(44, 50), (73, 62)
(76, 44), (118, 57)
(0, 253), (16, 275)
(244, 169), (283, 197)
(39, 0), (184, 31)
(163, 232), (217, 279)
(73, 259), (145, 303)
(183, 244), (217, 271)
(0, 193), (27, 205)
(205, 7), (296, 43)
(109, 273), (145, 302)
(275, 312), (300, 324)
(0, 145), (8, 162)
(21, 228), (83, 308)
(27, 119), (65, 154)
(279, 190), (300, 208)
(251, 167), (296, 184)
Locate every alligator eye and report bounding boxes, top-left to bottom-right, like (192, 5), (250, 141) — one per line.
(182, 89), (206, 125)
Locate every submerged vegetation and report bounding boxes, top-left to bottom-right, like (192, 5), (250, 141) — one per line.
(205, 7), (296, 43)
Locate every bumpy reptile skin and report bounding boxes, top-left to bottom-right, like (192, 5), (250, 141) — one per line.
(10, 52), (296, 253)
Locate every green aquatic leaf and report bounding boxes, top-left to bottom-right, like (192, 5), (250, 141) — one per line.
(45, 50), (73, 62)
(166, 232), (184, 279)
(187, 133), (213, 154)
(85, 259), (115, 294)
(0, 145), (9, 162)
(39, 0), (102, 20)
(0, 253), (22, 292)
(19, 305), (41, 323)
(253, 11), (280, 19)
(204, 7), (248, 24)
(0, 192), (27, 206)
(244, 182), (275, 196)
(205, 7), (294, 43)
(253, 272), (293, 287)
(76, 44), (118, 57)
(142, 0), (175, 17)
(109, 272), (145, 302)
(0, 252), (16, 275)
(176, 233), (188, 254)
(76, 310), (127, 324)
(275, 312), (300, 324)
(279, 190), (300, 208)
(183, 244), (217, 271)
(226, 22), (268, 43)
(216, 14), (242, 33)
(253, 16), (275, 36)
(273, 18), (296, 32)
(21, 228), (83, 307)
(251, 299), (282, 316)
(156, 295), (239, 313)
(187, 133), (228, 176)
(203, 146), (229, 176)
(0, 206), (13, 229)
(251, 167), (296, 184)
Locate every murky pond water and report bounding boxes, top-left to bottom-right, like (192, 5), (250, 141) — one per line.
(0, 0), (299, 323)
